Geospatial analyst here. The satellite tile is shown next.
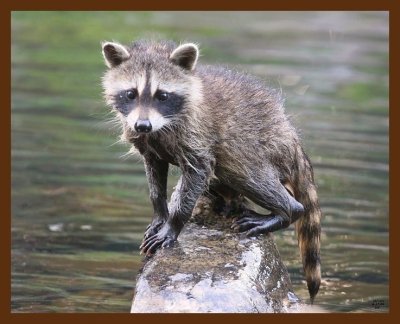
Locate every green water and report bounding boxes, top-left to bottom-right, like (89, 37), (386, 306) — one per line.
(11, 11), (389, 312)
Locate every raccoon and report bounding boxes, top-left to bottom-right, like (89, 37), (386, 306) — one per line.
(101, 39), (322, 302)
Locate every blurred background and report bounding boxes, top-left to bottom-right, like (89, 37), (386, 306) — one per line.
(11, 11), (388, 312)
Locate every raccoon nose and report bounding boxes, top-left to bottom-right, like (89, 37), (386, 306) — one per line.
(134, 119), (152, 133)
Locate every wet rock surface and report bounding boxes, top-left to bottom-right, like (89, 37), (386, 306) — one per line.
(131, 198), (304, 313)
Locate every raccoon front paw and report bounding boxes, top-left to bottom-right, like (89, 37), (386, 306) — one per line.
(139, 223), (178, 256)
(143, 219), (165, 239)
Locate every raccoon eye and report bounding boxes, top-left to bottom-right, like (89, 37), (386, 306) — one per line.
(155, 91), (169, 102)
(126, 89), (137, 100)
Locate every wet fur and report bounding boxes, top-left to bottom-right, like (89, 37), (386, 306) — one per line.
(101, 39), (322, 302)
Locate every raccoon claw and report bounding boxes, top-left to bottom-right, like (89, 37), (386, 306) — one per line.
(143, 219), (165, 240)
(140, 223), (178, 256)
(244, 224), (272, 237)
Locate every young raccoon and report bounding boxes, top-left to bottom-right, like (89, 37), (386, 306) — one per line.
(101, 39), (322, 302)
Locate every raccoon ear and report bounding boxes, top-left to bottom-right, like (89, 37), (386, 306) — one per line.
(170, 43), (199, 70)
(102, 42), (131, 68)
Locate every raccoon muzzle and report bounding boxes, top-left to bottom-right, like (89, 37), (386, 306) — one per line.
(135, 119), (152, 133)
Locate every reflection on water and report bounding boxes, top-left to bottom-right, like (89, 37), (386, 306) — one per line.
(11, 11), (388, 312)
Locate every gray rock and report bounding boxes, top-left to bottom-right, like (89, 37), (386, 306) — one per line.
(131, 201), (305, 313)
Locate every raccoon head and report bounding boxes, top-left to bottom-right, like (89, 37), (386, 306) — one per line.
(101, 40), (202, 135)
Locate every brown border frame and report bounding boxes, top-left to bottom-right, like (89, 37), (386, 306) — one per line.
(3, 1), (397, 323)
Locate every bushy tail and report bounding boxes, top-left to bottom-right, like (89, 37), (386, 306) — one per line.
(295, 148), (322, 303)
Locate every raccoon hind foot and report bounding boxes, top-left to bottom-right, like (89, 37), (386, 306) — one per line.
(232, 209), (289, 237)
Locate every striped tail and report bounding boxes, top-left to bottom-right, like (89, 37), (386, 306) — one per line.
(295, 148), (322, 303)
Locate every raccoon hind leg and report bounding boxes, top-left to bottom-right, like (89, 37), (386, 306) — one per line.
(233, 180), (304, 236)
